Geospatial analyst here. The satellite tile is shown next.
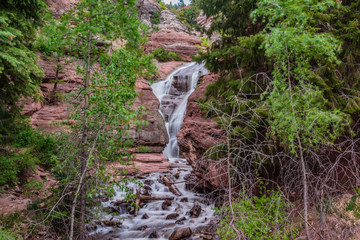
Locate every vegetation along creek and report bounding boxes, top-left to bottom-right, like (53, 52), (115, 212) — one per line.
(1, 0), (360, 239)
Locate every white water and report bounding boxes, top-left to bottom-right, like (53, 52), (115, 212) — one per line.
(152, 62), (209, 159)
(89, 62), (215, 240)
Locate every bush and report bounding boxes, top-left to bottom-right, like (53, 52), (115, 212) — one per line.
(159, 2), (166, 10)
(0, 227), (17, 240)
(152, 47), (180, 62)
(151, 11), (160, 25)
(0, 156), (17, 186)
(216, 191), (296, 240)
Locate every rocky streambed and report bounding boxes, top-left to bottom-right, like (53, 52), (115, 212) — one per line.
(89, 63), (219, 239)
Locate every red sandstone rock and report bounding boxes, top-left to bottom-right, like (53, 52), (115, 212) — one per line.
(146, 29), (202, 62)
(157, 61), (185, 79)
(45, 0), (76, 17)
(132, 79), (168, 151)
(107, 153), (170, 178)
(177, 73), (228, 189)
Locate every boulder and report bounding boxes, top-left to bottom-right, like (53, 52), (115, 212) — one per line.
(166, 213), (179, 220)
(169, 227), (192, 240)
(189, 204), (201, 218)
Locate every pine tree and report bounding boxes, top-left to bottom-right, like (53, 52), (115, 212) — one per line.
(0, 0), (46, 115)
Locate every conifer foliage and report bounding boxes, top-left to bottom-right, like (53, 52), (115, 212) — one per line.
(0, 0), (46, 114)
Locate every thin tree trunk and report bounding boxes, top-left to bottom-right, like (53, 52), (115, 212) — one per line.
(52, 57), (60, 96)
(78, 28), (93, 240)
(298, 135), (311, 240)
(69, 128), (99, 240)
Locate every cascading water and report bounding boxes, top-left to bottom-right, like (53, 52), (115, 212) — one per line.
(89, 62), (216, 240)
(152, 62), (209, 159)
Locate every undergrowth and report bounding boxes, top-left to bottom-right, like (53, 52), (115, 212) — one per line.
(216, 190), (298, 240)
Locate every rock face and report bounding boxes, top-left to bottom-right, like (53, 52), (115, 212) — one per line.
(21, 56), (184, 173)
(132, 79), (168, 153)
(45, 0), (76, 17)
(138, 0), (202, 61)
(21, 55), (82, 131)
(147, 29), (202, 61)
(177, 73), (228, 189)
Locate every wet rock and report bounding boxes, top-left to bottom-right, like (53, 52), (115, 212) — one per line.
(86, 224), (97, 232)
(180, 197), (188, 202)
(97, 220), (122, 227)
(142, 213), (149, 219)
(202, 233), (213, 240)
(189, 204), (201, 218)
(138, 225), (148, 230)
(128, 206), (135, 214)
(169, 227), (192, 240)
(140, 202), (146, 208)
(107, 206), (119, 214)
(175, 217), (186, 224)
(166, 213), (179, 220)
(143, 185), (152, 195)
(149, 231), (160, 238)
(162, 199), (172, 210)
(144, 179), (154, 185)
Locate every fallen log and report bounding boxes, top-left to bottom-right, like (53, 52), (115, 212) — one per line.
(162, 176), (182, 196)
(139, 195), (174, 201)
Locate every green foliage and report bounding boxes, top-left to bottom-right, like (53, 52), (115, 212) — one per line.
(253, 0), (348, 153)
(0, 13), (43, 114)
(0, 212), (23, 238)
(0, 0), (46, 115)
(345, 188), (360, 219)
(159, 2), (167, 10)
(152, 47), (180, 62)
(151, 11), (161, 25)
(0, 121), (57, 186)
(198, 0), (260, 39)
(177, 4), (201, 31)
(216, 191), (295, 240)
(0, 156), (17, 186)
(0, 227), (18, 240)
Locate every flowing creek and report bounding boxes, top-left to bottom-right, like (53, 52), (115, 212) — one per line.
(90, 62), (217, 239)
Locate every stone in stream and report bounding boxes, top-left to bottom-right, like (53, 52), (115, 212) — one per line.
(137, 225), (148, 230)
(142, 213), (149, 219)
(175, 217), (186, 224)
(149, 231), (160, 238)
(162, 199), (172, 210)
(180, 197), (188, 202)
(166, 213), (179, 220)
(169, 227), (192, 240)
(189, 204), (201, 218)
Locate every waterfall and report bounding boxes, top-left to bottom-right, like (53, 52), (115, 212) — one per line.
(89, 62), (216, 240)
(151, 62), (209, 159)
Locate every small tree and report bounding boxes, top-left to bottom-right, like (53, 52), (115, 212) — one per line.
(253, 1), (349, 238)
(40, 0), (154, 239)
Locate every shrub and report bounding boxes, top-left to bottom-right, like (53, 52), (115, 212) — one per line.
(0, 156), (17, 186)
(216, 191), (296, 240)
(152, 47), (180, 62)
(151, 11), (160, 25)
(0, 227), (17, 240)
(159, 2), (166, 11)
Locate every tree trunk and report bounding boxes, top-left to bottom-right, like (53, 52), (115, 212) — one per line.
(78, 28), (92, 240)
(298, 135), (311, 240)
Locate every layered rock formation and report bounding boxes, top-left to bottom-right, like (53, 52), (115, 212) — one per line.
(138, 0), (202, 61)
(177, 73), (227, 189)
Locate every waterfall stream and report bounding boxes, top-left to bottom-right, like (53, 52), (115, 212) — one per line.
(152, 62), (209, 159)
(90, 62), (216, 240)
